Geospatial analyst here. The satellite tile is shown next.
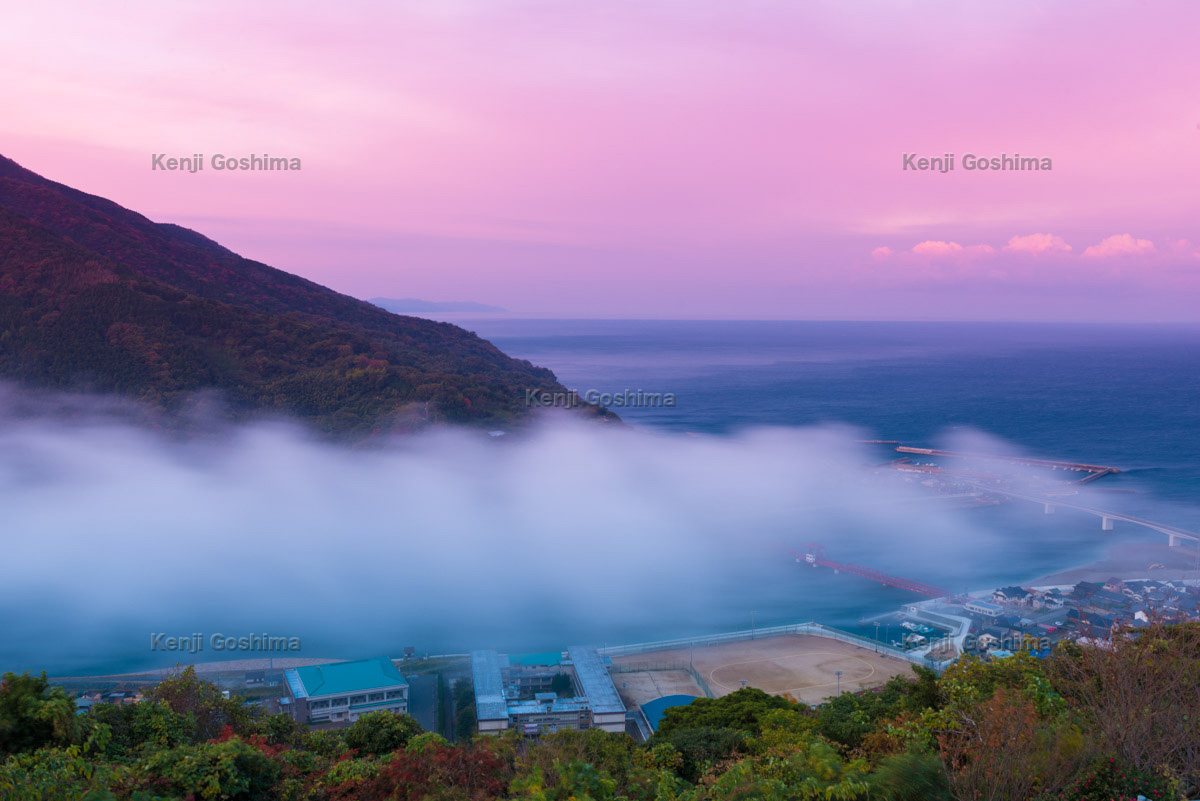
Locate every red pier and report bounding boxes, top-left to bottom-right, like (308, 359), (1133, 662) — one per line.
(799, 543), (952, 599)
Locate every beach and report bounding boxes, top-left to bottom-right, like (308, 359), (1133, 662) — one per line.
(1028, 541), (1200, 586)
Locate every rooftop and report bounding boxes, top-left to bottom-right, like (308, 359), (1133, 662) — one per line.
(640, 695), (699, 732)
(508, 697), (591, 715)
(285, 658), (407, 699)
(472, 650), (509, 722)
(566, 645), (626, 716)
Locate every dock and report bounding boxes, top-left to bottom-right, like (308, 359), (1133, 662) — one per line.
(799, 543), (953, 599)
(894, 447), (1119, 483)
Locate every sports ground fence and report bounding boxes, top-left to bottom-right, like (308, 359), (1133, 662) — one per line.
(608, 659), (717, 699)
(597, 622), (956, 673)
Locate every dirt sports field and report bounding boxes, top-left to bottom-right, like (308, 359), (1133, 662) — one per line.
(611, 634), (913, 706)
(612, 670), (706, 709)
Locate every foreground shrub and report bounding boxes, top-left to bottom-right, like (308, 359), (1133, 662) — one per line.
(1033, 756), (1175, 801)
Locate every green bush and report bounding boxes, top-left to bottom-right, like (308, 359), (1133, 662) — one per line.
(342, 710), (424, 757)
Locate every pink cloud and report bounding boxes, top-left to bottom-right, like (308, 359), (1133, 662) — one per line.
(871, 246), (892, 259)
(1083, 234), (1156, 258)
(1004, 233), (1072, 254)
(911, 240), (963, 256)
(1169, 239), (1200, 258)
(911, 241), (994, 258)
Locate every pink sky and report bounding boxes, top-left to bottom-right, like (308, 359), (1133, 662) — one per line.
(2, 1), (1199, 320)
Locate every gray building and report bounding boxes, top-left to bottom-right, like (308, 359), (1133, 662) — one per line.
(471, 646), (626, 735)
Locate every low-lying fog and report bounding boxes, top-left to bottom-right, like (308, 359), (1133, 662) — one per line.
(0, 387), (1189, 675)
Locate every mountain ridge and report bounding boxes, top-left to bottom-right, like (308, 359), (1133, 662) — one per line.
(369, 298), (507, 314)
(0, 155), (604, 433)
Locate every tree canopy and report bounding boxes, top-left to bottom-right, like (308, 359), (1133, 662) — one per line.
(2, 623), (1197, 800)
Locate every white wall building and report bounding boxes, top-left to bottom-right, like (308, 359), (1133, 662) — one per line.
(284, 657), (409, 726)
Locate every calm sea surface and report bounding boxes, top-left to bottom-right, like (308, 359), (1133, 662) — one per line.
(474, 320), (1200, 632)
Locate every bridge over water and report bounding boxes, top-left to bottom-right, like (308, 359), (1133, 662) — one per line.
(968, 483), (1199, 546)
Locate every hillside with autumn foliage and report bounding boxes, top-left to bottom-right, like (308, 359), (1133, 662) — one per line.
(0, 155), (596, 433)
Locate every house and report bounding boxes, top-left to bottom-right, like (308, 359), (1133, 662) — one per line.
(964, 600), (1003, 619)
(1040, 589), (1065, 609)
(284, 658), (409, 726)
(1076, 582), (1132, 610)
(1068, 608), (1118, 632)
(992, 586), (1031, 606)
(1120, 587), (1145, 603)
(995, 613), (1023, 629)
(101, 692), (141, 706)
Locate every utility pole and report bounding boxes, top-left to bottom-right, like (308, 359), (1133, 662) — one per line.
(835, 669), (843, 695)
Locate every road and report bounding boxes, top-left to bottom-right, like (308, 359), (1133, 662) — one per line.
(407, 674), (439, 733)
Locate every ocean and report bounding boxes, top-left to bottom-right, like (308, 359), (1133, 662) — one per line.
(474, 319), (1200, 630)
(473, 320), (1200, 483)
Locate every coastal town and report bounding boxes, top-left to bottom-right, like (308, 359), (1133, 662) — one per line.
(891, 575), (1200, 663)
(50, 569), (1200, 746)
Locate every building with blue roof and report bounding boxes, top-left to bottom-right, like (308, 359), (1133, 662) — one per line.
(284, 657), (409, 726)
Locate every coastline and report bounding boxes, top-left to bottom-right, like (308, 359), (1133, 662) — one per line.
(1024, 541), (1200, 586)
(48, 543), (1200, 686)
(50, 656), (346, 684)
